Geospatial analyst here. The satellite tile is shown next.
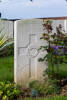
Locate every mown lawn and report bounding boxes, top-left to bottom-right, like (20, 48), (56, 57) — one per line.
(0, 56), (14, 82)
(58, 63), (67, 79)
(48, 63), (67, 79)
(24, 96), (67, 100)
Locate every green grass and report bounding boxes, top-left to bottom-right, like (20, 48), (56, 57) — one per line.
(24, 96), (67, 100)
(0, 56), (14, 82)
(48, 63), (67, 79)
(58, 63), (67, 79)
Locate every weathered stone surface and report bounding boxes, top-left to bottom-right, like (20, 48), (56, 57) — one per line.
(14, 19), (48, 87)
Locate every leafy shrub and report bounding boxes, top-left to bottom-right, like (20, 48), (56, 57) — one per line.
(0, 43), (14, 57)
(39, 20), (67, 80)
(0, 81), (20, 100)
(0, 29), (14, 57)
(29, 79), (61, 96)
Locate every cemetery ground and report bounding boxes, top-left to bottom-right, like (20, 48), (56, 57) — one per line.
(0, 55), (67, 100)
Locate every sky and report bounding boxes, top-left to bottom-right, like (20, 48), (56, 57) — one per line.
(0, 0), (67, 19)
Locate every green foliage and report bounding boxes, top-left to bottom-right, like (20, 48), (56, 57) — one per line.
(0, 43), (14, 57)
(48, 63), (67, 79)
(29, 80), (40, 90)
(0, 28), (14, 57)
(29, 79), (61, 96)
(39, 20), (67, 79)
(0, 29), (13, 48)
(43, 61), (67, 80)
(0, 81), (20, 100)
(39, 20), (67, 64)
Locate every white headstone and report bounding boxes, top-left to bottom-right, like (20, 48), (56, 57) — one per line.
(14, 19), (48, 87)
(0, 20), (13, 39)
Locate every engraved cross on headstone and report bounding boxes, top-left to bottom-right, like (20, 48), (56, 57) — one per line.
(18, 34), (39, 78)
